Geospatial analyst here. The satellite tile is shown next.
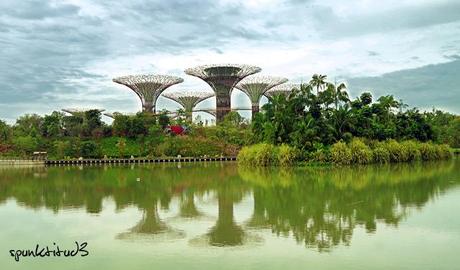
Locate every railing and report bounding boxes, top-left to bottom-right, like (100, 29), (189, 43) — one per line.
(46, 156), (237, 165)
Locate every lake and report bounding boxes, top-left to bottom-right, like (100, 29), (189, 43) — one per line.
(1, 160), (459, 269)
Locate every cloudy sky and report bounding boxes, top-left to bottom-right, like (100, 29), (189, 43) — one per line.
(1, 0), (459, 123)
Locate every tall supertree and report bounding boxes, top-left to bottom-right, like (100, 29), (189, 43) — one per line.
(264, 83), (300, 99)
(112, 74), (183, 113)
(235, 75), (288, 118)
(163, 91), (214, 122)
(184, 64), (261, 123)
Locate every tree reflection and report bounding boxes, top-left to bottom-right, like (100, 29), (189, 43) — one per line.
(239, 161), (459, 251)
(0, 160), (458, 251)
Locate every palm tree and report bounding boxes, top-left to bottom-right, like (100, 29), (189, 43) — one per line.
(310, 74), (327, 95)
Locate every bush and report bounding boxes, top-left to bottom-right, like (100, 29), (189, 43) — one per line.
(330, 141), (352, 165)
(418, 142), (437, 161)
(80, 141), (101, 158)
(401, 140), (421, 161)
(278, 144), (298, 166)
(349, 138), (373, 164)
(238, 143), (297, 166)
(253, 143), (278, 166)
(309, 149), (330, 163)
(384, 140), (408, 162)
(437, 144), (452, 159)
(13, 136), (39, 155)
(155, 136), (223, 157)
(373, 146), (390, 163)
(99, 137), (141, 157)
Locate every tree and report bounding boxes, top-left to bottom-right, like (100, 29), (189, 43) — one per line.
(0, 120), (11, 142)
(158, 112), (170, 129)
(113, 115), (130, 136)
(80, 141), (100, 158)
(14, 114), (43, 137)
(116, 138), (126, 158)
(62, 115), (84, 137)
(13, 136), (39, 155)
(83, 110), (103, 137)
(360, 92), (372, 106)
(310, 74), (327, 95)
(41, 111), (63, 138)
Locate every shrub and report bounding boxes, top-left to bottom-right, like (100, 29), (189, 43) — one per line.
(384, 140), (408, 162)
(309, 148), (330, 163)
(155, 136), (223, 157)
(330, 141), (352, 165)
(80, 141), (101, 158)
(418, 142), (437, 161)
(349, 138), (373, 164)
(437, 144), (452, 159)
(401, 140), (421, 161)
(237, 145), (257, 165)
(54, 140), (70, 159)
(278, 144), (298, 166)
(254, 143), (278, 166)
(372, 147), (390, 163)
(238, 143), (296, 166)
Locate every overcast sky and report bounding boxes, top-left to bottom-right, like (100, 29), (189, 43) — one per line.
(1, 0), (459, 123)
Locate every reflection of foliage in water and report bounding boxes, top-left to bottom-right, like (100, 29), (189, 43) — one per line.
(0, 160), (459, 250)
(239, 161), (459, 251)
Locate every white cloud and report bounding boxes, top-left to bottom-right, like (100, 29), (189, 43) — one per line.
(0, 0), (459, 123)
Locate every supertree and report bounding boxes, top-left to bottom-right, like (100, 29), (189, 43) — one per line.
(235, 75), (288, 118)
(184, 64), (261, 123)
(163, 91), (214, 122)
(62, 108), (105, 117)
(264, 83), (300, 99)
(112, 74), (183, 113)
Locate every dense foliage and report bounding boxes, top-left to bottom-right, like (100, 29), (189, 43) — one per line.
(0, 110), (251, 159)
(0, 74), (458, 162)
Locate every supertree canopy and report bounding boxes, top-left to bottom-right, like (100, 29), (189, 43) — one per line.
(163, 91), (214, 122)
(235, 75), (288, 117)
(265, 83), (300, 99)
(184, 64), (261, 122)
(62, 108), (105, 116)
(112, 74), (183, 113)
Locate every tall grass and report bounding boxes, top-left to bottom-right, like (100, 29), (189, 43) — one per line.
(330, 141), (352, 165)
(238, 143), (297, 166)
(349, 138), (373, 164)
(238, 140), (452, 167)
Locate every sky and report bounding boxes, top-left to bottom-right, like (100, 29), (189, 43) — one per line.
(1, 0), (459, 123)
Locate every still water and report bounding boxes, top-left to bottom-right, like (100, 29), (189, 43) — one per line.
(0, 160), (459, 269)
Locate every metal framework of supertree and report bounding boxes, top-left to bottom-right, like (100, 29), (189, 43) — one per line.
(104, 111), (177, 119)
(62, 108), (105, 116)
(112, 74), (183, 113)
(264, 83), (300, 99)
(184, 64), (261, 122)
(235, 75), (288, 118)
(103, 112), (136, 119)
(163, 91), (214, 122)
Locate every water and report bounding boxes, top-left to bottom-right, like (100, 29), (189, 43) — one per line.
(1, 160), (459, 270)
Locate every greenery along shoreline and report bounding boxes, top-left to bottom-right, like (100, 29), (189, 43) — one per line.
(0, 74), (458, 164)
(237, 139), (452, 166)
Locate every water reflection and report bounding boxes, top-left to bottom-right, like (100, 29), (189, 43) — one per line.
(0, 160), (458, 251)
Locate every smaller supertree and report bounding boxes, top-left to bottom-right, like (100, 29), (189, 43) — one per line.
(235, 75), (288, 118)
(264, 84), (300, 99)
(113, 74), (183, 113)
(163, 91), (214, 122)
